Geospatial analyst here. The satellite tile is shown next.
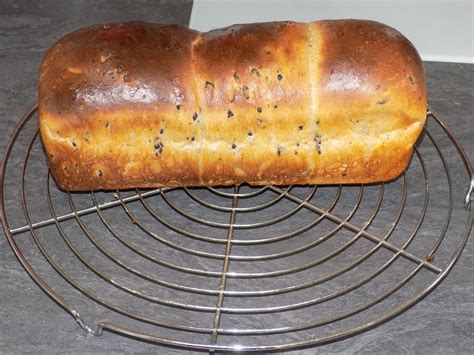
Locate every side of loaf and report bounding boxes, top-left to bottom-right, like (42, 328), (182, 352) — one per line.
(38, 20), (427, 191)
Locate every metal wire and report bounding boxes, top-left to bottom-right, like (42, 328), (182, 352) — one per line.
(1, 104), (472, 352)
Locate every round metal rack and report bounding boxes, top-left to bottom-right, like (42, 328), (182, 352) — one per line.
(1, 104), (472, 352)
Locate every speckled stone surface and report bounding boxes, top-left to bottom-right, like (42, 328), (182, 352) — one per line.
(0, 1), (472, 354)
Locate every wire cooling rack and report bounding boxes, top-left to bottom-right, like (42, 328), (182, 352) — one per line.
(1, 104), (472, 352)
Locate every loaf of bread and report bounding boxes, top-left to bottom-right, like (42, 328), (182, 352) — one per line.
(39, 20), (426, 191)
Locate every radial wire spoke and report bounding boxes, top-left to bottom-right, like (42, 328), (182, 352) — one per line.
(210, 185), (240, 344)
(9, 187), (174, 235)
(268, 186), (442, 274)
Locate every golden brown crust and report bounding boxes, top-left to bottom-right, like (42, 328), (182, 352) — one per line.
(193, 21), (313, 185)
(39, 20), (427, 191)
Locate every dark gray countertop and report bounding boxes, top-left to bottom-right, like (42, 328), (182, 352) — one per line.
(1, 1), (472, 354)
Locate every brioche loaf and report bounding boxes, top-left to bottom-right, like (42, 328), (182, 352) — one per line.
(39, 20), (426, 191)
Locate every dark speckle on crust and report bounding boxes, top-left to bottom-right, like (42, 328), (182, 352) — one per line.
(251, 68), (260, 77)
(314, 134), (322, 154)
(205, 81), (215, 91)
(227, 109), (234, 118)
(153, 137), (164, 155)
(231, 143), (237, 149)
(192, 112), (198, 121)
(256, 107), (262, 113)
(242, 85), (250, 100)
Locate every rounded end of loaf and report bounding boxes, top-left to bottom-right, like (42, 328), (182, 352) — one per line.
(316, 19), (427, 120)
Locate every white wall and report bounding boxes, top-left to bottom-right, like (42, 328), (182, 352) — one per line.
(190, 0), (474, 63)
